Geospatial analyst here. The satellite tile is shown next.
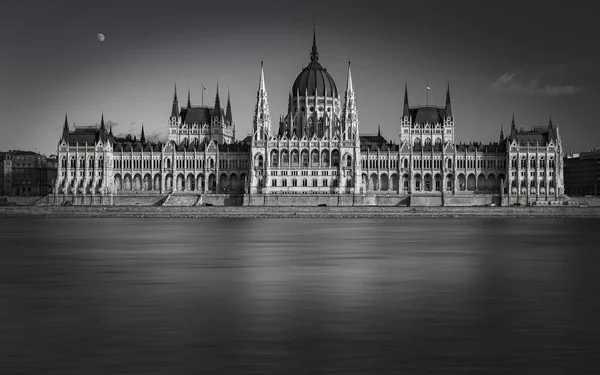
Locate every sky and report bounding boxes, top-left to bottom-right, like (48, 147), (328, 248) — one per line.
(1, 0), (599, 156)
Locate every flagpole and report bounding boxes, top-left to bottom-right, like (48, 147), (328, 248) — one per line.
(426, 84), (429, 106)
(202, 84), (205, 107)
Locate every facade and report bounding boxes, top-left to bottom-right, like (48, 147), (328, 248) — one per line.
(564, 148), (600, 196)
(0, 150), (57, 197)
(50, 31), (565, 206)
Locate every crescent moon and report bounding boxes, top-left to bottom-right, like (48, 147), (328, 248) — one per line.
(97, 33), (105, 42)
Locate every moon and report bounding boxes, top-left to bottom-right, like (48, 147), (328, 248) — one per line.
(97, 33), (105, 42)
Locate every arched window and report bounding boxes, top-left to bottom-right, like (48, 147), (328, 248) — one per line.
(255, 155), (263, 168)
(425, 138), (432, 146)
(302, 178), (308, 187)
(447, 158), (452, 169)
(346, 155), (352, 167)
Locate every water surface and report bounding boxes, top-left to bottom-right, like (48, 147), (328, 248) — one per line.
(1, 218), (599, 374)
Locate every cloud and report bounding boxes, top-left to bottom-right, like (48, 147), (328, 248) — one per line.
(145, 131), (168, 143)
(489, 73), (582, 96)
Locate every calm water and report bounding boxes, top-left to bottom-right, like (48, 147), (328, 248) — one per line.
(1, 218), (599, 374)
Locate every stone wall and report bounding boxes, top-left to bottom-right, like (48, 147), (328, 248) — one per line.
(1, 196), (45, 206)
(245, 194), (411, 206)
(570, 196), (600, 206)
(443, 194), (500, 207)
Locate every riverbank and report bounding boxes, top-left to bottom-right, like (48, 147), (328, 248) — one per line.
(2, 205), (600, 218)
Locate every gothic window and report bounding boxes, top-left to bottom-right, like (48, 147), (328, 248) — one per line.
(323, 179), (328, 187)
(346, 155), (352, 167)
(282, 179), (288, 187)
(292, 178), (297, 187)
(302, 179), (308, 187)
(312, 179), (317, 187)
(447, 158), (452, 169)
(520, 158), (527, 168)
(255, 155), (263, 168)
(271, 179), (277, 187)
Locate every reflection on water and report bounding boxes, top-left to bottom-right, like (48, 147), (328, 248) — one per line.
(1, 218), (599, 374)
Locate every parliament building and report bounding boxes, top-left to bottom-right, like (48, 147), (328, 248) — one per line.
(49, 31), (565, 207)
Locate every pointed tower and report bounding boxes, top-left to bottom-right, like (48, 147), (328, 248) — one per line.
(140, 124), (146, 143)
(445, 82), (452, 118)
(252, 61), (271, 141)
(500, 126), (504, 143)
(310, 26), (319, 63)
(225, 90), (233, 125)
(61, 112), (70, 143)
(378, 124), (381, 137)
(341, 61), (358, 141)
(100, 112), (105, 128)
(403, 83), (410, 119)
(213, 84), (222, 120)
(187, 88), (191, 108)
(510, 113), (516, 137)
(171, 83), (179, 119)
(548, 114), (554, 129)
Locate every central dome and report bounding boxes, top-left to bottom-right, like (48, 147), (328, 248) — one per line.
(291, 32), (338, 98)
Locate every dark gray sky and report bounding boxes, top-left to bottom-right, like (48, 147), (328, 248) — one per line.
(1, 0), (598, 155)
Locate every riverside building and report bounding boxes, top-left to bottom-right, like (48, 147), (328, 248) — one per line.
(49, 31), (564, 206)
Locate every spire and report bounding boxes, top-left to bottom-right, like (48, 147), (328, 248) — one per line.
(548, 113), (554, 129)
(213, 84), (222, 119)
(259, 60), (266, 92)
(187, 87), (191, 108)
(345, 61), (354, 93)
(378, 124), (381, 137)
(100, 112), (105, 128)
(445, 81), (452, 118)
(403, 82), (410, 118)
(61, 112), (70, 142)
(253, 61), (271, 141)
(342, 62), (359, 141)
(171, 83), (179, 119)
(510, 113), (516, 137)
(310, 26), (319, 63)
(140, 124), (145, 143)
(226, 90), (233, 124)
(500, 126), (504, 143)
(109, 125), (113, 136)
